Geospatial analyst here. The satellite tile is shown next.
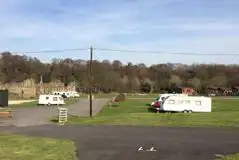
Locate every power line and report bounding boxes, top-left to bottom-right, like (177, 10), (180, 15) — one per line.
(5, 47), (239, 56)
(96, 48), (239, 56)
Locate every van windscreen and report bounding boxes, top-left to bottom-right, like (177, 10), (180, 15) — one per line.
(162, 96), (170, 104)
(156, 96), (160, 101)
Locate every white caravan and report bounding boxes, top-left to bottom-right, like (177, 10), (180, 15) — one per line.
(151, 93), (188, 106)
(38, 94), (65, 106)
(161, 96), (212, 113)
(52, 91), (63, 95)
(68, 91), (80, 98)
(52, 91), (80, 98)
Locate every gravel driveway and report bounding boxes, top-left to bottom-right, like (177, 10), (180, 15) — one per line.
(0, 98), (109, 127)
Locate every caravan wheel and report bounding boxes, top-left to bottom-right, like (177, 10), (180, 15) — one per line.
(183, 110), (188, 113)
(47, 103), (51, 106)
(188, 110), (192, 113)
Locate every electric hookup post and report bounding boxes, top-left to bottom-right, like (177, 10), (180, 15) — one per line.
(58, 107), (68, 125)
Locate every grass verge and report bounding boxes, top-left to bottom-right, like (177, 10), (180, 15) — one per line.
(52, 98), (239, 128)
(0, 134), (77, 160)
(215, 153), (239, 160)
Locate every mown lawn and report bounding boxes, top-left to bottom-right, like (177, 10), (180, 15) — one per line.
(57, 97), (239, 128)
(216, 153), (239, 160)
(0, 134), (77, 160)
(9, 98), (79, 108)
(80, 93), (159, 99)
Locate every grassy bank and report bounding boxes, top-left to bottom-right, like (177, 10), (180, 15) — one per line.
(0, 134), (77, 160)
(54, 98), (239, 128)
(216, 153), (239, 160)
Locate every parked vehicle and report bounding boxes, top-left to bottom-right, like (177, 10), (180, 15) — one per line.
(150, 93), (188, 106)
(52, 91), (80, 98)
(68, 91), (80, 98)
(159, 96), (212, 113)
(38, 94), (65, 106)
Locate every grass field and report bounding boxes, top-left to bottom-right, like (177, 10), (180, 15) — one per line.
(0, 134), (77, 160)
(9, 98), (79, 108)
(216, 153), (239, 160)
(57, 97), (239, 128)
(80, 93), (160, 99)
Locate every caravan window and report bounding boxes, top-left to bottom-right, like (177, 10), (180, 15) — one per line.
(53, 97), (58, 101)
(168, 100), (175, 104)
(46, 97), (49, 100)
(177, 100), (183, 104)
(185, 100), (190, 104)
(195, 100), (201, 105)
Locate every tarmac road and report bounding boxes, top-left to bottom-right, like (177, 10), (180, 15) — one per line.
(1, 125), (238, 160)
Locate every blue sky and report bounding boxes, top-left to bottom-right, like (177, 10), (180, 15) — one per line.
(0, 0), (239, 65)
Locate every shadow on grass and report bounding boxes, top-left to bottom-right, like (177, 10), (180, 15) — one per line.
(147, 106), (179, 114)
(51, 119), (58, 123)
(148, 107), (157, 113)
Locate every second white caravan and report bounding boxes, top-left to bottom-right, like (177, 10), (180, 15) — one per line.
(161, 96), (212, 113)
(38, 94), (65, 106)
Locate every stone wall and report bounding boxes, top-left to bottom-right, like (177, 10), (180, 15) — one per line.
(0, 79), (76, 98)
(0, 79), (36, 98)
(37, 80), (76, 95)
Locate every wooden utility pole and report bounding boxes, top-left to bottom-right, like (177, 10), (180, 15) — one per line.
(89, 46), (93, 117)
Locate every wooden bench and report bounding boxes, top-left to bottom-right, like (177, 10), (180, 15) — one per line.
(0, 108), (13, 118)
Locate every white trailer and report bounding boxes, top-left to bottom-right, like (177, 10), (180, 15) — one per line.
(68, 91), (80, 98)
(161, 96), (212, 113)
(38, 94), (65, 106)
(53, 91), (80, 98)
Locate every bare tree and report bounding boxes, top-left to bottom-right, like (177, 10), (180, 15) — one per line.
(188, 77), (201, 90)
(169, 75), (182, 88)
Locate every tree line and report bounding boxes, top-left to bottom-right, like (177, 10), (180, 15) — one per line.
(0, 52), (239, 93)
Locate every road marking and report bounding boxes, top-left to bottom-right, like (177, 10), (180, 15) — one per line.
(146, 147), (157, 152)
(138, 147), (144, 151)
(138, 146), (157, 152)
